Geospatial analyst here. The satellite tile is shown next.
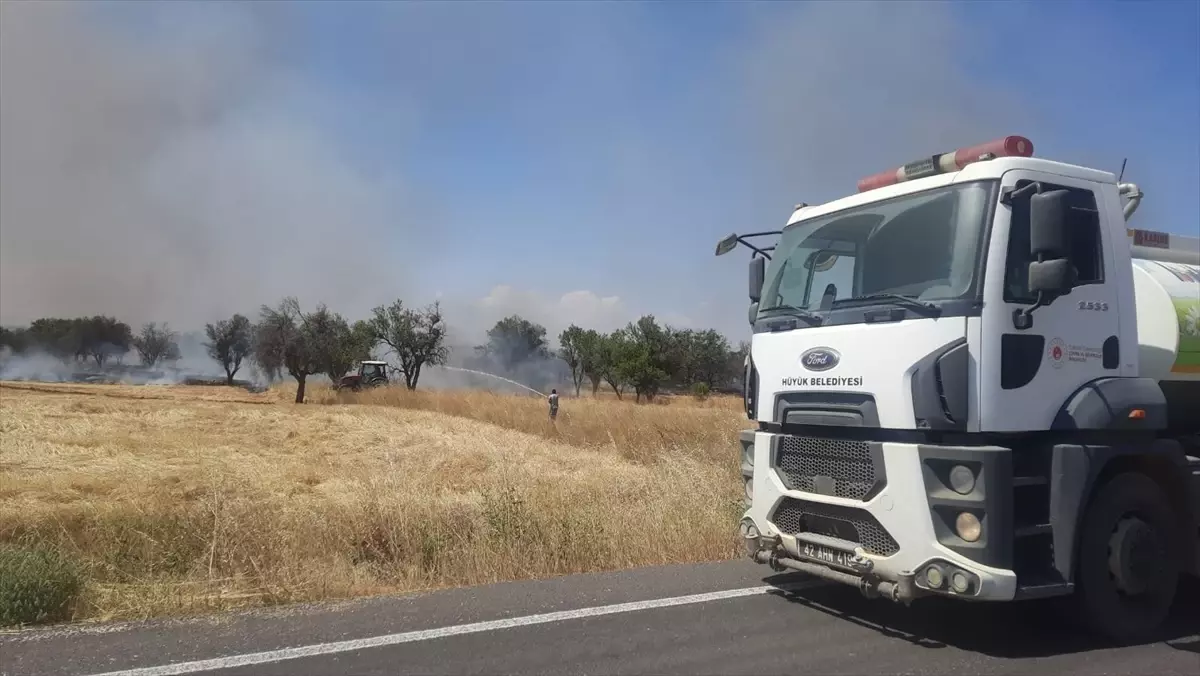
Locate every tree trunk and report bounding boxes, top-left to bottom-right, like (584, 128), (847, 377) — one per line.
(225, 366), (235, 386)
(294, 374), (307, 403)
(591, 379), (600, 396)
(226, 359), (242, 386)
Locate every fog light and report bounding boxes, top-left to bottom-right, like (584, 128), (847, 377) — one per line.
(955, 512), (982, 542)
(744, 479), (754, 501)
(740, 518), (761, 556)
(924, 565), (945, 588)
(741, 518), (759, 539)
(739, 517), (756, 537)
(951, 571), (971, 593)
(949, 464), (976, 495)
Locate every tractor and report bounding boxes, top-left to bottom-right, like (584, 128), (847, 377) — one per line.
(337, 360), (390, 391)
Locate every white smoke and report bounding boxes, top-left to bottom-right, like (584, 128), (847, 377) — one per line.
(0, 2), (431, 330)
(5, 1), (1176, 391)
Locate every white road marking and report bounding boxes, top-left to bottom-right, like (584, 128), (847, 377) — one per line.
(87, 581), (823, 676)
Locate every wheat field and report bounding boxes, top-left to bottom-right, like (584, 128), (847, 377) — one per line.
(0, 381), (747, 624)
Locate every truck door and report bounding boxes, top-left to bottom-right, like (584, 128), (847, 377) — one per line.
(976, 170), (1121, 432)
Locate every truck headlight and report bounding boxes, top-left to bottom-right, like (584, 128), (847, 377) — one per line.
(744, 478), (754, 501)
(743, 357), (757, 420)
(741, 443), (754, 467)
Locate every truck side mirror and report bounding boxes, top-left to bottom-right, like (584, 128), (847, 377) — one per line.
(715, 233), (739, 257)
(1028, 258), (1075, 296)
(1014, 189), (1075, 330)
(1029, 189), (1070, 260)
(1028, 189), (1075, 297)
(747, 302), (758, 326)
(749, 257), (765, 303)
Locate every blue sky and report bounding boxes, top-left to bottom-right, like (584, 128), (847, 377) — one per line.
(1, 0), (1197, 344)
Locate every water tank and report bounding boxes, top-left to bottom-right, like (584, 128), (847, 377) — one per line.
(1133, 258), (1200, 382)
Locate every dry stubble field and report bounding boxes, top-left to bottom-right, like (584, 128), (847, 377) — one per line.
(0, 381), (746, 625)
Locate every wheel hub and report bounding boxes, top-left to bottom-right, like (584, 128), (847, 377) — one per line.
(1107, 517), (1164, 596)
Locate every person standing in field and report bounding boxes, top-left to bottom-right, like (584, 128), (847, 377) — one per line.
(548, 388), (559, 421)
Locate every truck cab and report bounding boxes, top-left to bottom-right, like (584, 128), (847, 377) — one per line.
(720, 136), (1200, 644)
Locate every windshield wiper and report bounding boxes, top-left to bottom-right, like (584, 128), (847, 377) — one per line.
(831, 293), (942, 317)
(757, 304), (824, 325)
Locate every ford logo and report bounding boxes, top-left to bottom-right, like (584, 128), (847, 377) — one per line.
(800, 347), (840, 372)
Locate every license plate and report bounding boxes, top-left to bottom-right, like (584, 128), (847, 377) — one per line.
(800, 542), (854, 569)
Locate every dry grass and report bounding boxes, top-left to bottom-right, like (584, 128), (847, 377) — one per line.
(0, 381), (746, 624)
(302, 383), (743, 464)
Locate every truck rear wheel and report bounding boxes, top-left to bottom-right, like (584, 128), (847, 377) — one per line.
(1074, 472), (1180, 644)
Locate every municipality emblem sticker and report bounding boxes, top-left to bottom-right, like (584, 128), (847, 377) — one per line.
(1048, 337), (1066, 369)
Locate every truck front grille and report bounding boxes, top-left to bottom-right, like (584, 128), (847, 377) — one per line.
(771, 497), (899, 557)
(774, 435), (883, 501)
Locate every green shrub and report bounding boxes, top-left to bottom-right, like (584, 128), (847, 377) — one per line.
(0, 542), (84, 627)
(690, 382), (711, 401)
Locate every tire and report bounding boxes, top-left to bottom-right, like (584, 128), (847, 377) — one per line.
(1074, 472), (1181, 645)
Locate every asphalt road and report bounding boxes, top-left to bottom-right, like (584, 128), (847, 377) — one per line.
(3, 561), (1197, 676)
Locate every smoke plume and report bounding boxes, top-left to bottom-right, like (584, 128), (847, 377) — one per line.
(0, 2), (426, 330)
(6, 1), (1176, 388)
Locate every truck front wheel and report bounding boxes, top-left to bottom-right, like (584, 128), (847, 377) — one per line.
(1074, 472), (1181, 644)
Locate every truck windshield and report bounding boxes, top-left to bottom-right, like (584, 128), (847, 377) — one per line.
(758, 181), (995, 318)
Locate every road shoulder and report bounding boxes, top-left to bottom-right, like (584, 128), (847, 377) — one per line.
(1, 560), (798, 676)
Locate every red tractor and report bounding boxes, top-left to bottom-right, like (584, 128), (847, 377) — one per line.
(337, 361), (390, 391)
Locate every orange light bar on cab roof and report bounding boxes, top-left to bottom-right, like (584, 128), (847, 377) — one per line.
(856, 136), (1034, 193)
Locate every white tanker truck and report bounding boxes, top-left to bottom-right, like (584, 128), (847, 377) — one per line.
(717, 136), (1200, 644)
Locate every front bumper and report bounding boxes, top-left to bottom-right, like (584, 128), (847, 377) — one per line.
(740, 430), (1018, 603)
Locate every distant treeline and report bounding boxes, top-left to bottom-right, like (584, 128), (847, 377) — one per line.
(554, 318), (747, 402)
(0, 297), (748, 403)
(0, 316), (179, 369)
